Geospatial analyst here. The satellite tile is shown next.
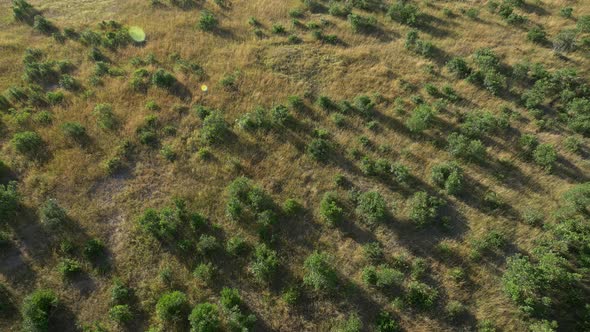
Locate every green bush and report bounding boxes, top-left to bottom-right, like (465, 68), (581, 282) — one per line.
(156, 291), (189, 323)
(533, 143), (557, 171)
(307, 138), (332, 162)
(282, 198), (302, 216)
(83, 238), (105, 262)
(405, 281), (438, 310)
(110, 280), (131, 304)
(431, 162), (463, 195)
(577, 15), (590, 33)
(356, 191), (387, 225)
(447, 133), (486, 161)
(249, 243), (279, 283)
(11, 131), (43, 157)
(348, 14), (377, 33)
(0, 183), (19, 224)
(375, 311), (400, 332)
(562, 182), (590, 213)
(193, 263), (216, 284)
(303, 251), (338, 291)
(61, 122), (87, 143)
(39, 199), (67, 228)
(22, 289), (58, 332)
(152, 69), (176, 89)
(197, 234), (219, 255)
(553, 29), (577, 53)
(527, 26), (547, 44)
(460, 110), (498, 138)
(109, 304), (133, 324)
(226, 236), (248, 256)
(447, 57), (471, 78)
(189, 303), (221, 332)
(406, 104), (435, 133)
(198, 11), (218, 31)
(220, 287), (242, 310)
(391, 163), (410, 185)
(319, 192), (344, 226)
(200, 111), (229, 145)
(388, 1), (420, 26)
(93, 103), (117, 130)
(409, 191), (445, 227)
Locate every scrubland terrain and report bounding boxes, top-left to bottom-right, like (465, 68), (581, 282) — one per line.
(0, 0), (589, 331)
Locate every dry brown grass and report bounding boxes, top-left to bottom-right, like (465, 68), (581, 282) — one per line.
(0, 0), (589, 331)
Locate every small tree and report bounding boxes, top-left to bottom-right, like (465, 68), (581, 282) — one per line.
(156, 291), (189, 323)
(409, 191), (445, 227)
(533, 144), (557, 171)
(249, 243), (279, 283)
(406, 104), (435, 133)
(0, 183), (19, 224)
(198, 11), (218, 31)
(11, 131), (43, 157)
(319, 192), (344, 226)
(356, 191), (388, 226)
(189, 303), (221, 332)
(22, 289), (58, 332)
(303, 252), (338, 292)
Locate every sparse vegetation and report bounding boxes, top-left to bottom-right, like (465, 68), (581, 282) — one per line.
(1, 1), (589, 331)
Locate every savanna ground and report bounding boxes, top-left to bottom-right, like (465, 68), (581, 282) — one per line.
(0, 0), (589, 331)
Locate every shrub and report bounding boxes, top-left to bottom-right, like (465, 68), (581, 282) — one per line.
(59, 74), (78, 91)
(39, 199), (67, 228)
(577, 15), (590, 33)
(109, 304), (133, 324)
(220, 287), (242, 310)
(388, 1), (420, 26)
(226, 236), (248, 256)
(375, 311), (400, 332)
(156, 291), (188, 323)
(111, 280), (131, 304)
(406, 104), (435, 133)
(527, 26), (547, 44)
(61, 122), (86, 143)
(282, 198), (302, 216)
(405, 281), (438, 310)
(356, 191), (387, 225)
(22, 289), (58, 332)
(11, 131), (43, 156)
(137, 206), (180, 240)
(533, 144), (557, 171)
(560, 7), (573, 19)
(93, 104), (117, 130)
(319, 192), (344, 226)
(249, 243), (279, 283)
(189, 303), (221, 332)
(409, 191), (445, 227)
(566, 98), (590, 135)
(33, 15), (55, 34)
(519, 134), (539, 159)
(270, 104), (291, 126)
(198, 11), (218, 31)
(307, 138), (332, 162)
(303, 252), (337, 291)
(200, 111), (229, 145)
(461, 110), (498, 138)
(57, 258), (82, 278)
(447, 133), (486, 161)
(562, 182), (590, 213)
(445, 301), (466, 320)
(348, 14), (377, 33)
(0, 183), (19, 224)
(391, 163), (410, 185)
(553, 29), (577, 53)
(193, 263), (216, 284)
(431, 162), (463, 195)
(152, 69), (176, 89)
(197, 234), (219, 255)
(83, 238), (105, 262)
(447, 57), (471, 78)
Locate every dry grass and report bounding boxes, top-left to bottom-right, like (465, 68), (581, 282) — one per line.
(0, 0), (589, 331)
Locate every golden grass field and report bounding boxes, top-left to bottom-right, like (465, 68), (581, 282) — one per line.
(0, 0), (589, 331)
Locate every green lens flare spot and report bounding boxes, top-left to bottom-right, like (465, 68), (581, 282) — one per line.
(129, 26), (146, 42)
